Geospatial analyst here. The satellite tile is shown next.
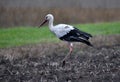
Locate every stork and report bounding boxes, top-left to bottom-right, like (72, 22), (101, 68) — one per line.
(39, 14), (93, 65)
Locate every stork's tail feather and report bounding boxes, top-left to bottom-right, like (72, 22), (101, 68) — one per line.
(82, 39), (93, 47)
(87, 42), (93, 47)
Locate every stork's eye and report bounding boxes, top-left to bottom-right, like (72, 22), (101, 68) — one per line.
(45, 16), (48, 20)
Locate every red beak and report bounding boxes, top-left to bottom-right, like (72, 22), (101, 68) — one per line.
(39, 19), (48, 27)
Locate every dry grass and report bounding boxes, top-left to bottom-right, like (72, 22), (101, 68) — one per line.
(0, 7), (120, 27)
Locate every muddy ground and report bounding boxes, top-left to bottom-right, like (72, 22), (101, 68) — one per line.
(0, 35), (120, 82)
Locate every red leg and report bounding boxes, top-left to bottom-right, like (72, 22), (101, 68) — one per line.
(62, 43), (73, 65)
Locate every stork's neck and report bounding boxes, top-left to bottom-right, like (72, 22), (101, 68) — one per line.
(48, 19), (54, 28)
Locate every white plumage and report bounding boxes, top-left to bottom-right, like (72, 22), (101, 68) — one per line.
(51, 24), (74, 38)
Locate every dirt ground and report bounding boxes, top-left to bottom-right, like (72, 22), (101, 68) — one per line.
(0, 35), (120, 82)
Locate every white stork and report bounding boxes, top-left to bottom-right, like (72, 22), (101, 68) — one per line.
(39, 14), (93, 64)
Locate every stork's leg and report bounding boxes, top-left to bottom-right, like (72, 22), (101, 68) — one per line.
(62, 42), (73, 66)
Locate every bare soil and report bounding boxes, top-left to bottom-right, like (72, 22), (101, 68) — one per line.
(0, 35), (120, 82)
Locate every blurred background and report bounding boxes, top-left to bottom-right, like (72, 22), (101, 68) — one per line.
(0, 1), (120, 82)
(0, 0), (120, 27)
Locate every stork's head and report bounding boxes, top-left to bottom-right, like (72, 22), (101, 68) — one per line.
(45, 14), (54, 21)
(39, 14), (54, 27)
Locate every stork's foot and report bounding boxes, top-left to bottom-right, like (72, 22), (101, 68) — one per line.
(61, 55), (68, 67)
(61, 60), (66, 67)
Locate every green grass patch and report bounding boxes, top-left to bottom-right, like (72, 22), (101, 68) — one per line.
(76, 22), (120, 35)
(0, 22), (120, 48)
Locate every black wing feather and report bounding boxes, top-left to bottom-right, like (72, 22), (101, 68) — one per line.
(59, 27), (93, 46)
(74, 27), (92, 40)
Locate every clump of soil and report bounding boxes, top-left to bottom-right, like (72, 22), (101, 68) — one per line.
(0, 35), (120, 82)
